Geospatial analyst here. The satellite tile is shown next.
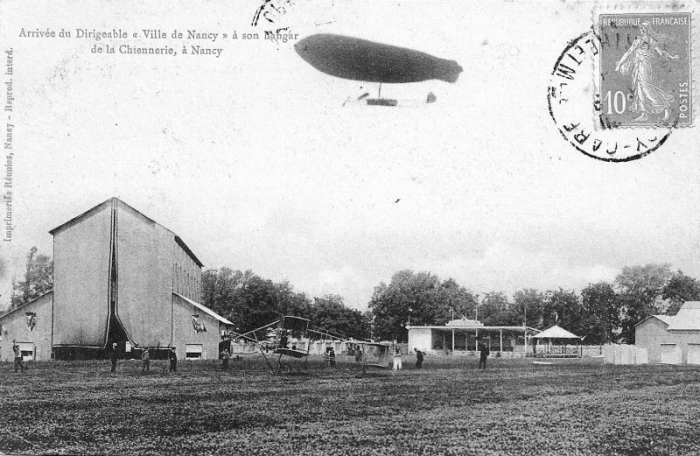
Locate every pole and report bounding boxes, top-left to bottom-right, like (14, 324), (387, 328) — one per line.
(500, 329), (503, 353)
(451, 330), (455, 352)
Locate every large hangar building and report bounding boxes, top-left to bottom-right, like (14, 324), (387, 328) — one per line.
(0, 198), (232, 361)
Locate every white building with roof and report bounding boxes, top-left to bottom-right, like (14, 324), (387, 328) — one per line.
(635, 301), (700, 364)
(408, 318), (539, 356)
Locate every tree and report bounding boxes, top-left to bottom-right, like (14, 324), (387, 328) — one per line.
(368, 270), (477, 342)
(478, 291), (510, 326)
(234, 276), (313, 334)
(201, 267), (254, 323)
(511, 289), (545, 328)
(369, 271), (436, 342)
(542, 289), (583, 334)
(662, 270), (700, 315)
(580, 281), (621, 344)
(436, 278), (479, 323)
(312, 295), (370, 340)
(615, 263), (673, 344)
(11, 246), (53, 310)
(201, 268), (314, 334)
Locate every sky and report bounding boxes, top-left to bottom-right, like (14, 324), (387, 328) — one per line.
(1, 0), (698, 311)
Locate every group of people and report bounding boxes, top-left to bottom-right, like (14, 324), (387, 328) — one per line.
(12, 341), (489, 374)
(107, 344), (237, 374)
(108, 345), (178, 374)
(392, 347), (424, 370)
(390, 342), (490, 370)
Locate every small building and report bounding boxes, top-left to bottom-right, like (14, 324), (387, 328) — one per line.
(635, 301), (700, 364)
(0, 292), (53, 362)
(532, 325), (582, 358)
(408, 318), (539, 356)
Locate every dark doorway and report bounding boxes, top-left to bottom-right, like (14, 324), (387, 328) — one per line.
(106, 313), (130, 354)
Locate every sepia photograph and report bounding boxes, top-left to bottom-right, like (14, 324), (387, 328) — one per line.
(0, 0), (699, 454)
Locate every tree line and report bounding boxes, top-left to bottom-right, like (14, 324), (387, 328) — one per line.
(200, 268), (370, 339)
(7, 247), (700, 345)
(369, 264), (700, 344)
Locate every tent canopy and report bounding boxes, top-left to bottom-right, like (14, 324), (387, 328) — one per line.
(532, 325), (580, 339)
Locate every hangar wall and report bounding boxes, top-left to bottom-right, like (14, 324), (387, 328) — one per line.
(116, 202), (174, 347)
(52, 202), (112, 347)
(44, 197), (226, 357)
(173, 239), (202, 303)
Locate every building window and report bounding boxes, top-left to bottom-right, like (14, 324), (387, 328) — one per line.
(186, 344), (203, 359)
(17, 342), (35, 362)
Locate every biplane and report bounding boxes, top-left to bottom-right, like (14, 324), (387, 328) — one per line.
(236, 316), (311, 373)
(349, 341), (394, 374)
(294, 33), (461, 107)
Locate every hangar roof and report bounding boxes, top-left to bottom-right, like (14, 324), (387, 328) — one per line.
(636, 302), (700, 330)
(667, 301), (700, 330)
(174, 292), (234, 326)
(0, 291), (53, 320)
(654, 315), (672, 325)
(49, 197), (203, 267)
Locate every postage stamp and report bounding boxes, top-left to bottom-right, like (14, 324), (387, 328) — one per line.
(598, 12), (692, 127)
(548, 30), (673, 162)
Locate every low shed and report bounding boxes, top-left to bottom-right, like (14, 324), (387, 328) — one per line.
(0, 292), (54, 362)
(636, 301), (700, 364)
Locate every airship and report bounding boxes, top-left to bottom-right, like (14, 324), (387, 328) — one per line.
(294, 34), (462, 107)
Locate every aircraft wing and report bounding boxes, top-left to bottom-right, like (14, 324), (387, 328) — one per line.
(273, 348), (309, 359)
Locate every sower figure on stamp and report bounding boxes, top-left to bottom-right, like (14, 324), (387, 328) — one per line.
(12, 340), (24, 373)
(478, 340), (490, 370)
(615, 21), (679, 122)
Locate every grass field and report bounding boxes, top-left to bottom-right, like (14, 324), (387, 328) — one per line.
(1, 355), (700, 455)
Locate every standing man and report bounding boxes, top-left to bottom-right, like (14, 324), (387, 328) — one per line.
(168, 347), (177, 373)
(12, 340), (24, 373)
(414, 348), (424, 369)
(141, 348), (150, 373)
(329, 348), (336, 368)
(279, 330), (288, 349)
(478, 340), (490, 369)
(393, 345), (402, 370)
(110, 343), (119, 373)
(220, 348), (230, 370)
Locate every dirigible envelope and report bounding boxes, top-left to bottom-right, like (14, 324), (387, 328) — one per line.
(294, 34), (463, 84)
